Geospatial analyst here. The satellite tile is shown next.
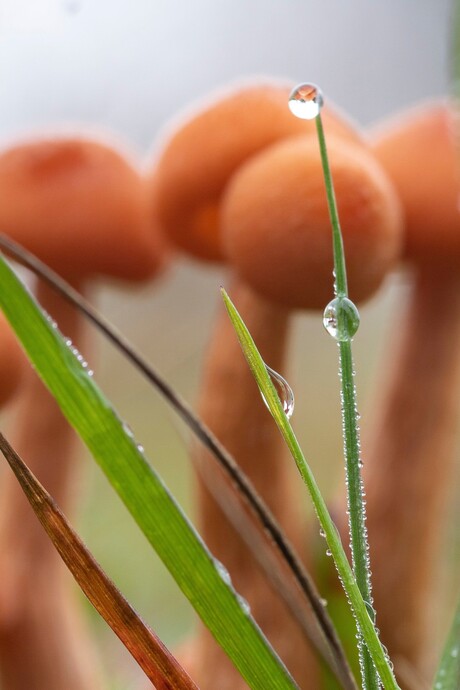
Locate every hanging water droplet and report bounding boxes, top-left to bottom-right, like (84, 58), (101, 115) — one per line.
(323, 297), (360, 341)
(319, 528), (326, 538)
(326, 549), (332, 557)
(288, 83), (324, 120)
(262, 365), (295, 419)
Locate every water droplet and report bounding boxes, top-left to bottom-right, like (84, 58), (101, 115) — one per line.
(262, 365), (295, 419)
(326, 549), (332, 557)
(319, 528), (326, 538)
(323, 297), (360, 341)
(214, 560), (232, 585)
(122, 422), (134, 439)
(288, 83), (324, 120)
(137, 444), (145, 454)
(364, 601), (376, 623)
(451, 646), (459, 658)
(237, 594), (251, 615)
(320, 597), (328, 607)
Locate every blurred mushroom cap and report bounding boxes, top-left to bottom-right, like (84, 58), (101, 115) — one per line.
(0, 138), (167, 283)
(222, 134), (403, 310)
(371, 103), (460, 265)
(151, 81), (363, 263)
(0, 312), (25, 407)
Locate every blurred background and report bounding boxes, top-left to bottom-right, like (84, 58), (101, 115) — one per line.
(0, 1), (454, 687)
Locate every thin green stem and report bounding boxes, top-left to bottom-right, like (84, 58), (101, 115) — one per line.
(316, 112), (379, 689)
(315, 115), (347, 298)
(433, 595), (460, 690)
(222, 289), (400, 690)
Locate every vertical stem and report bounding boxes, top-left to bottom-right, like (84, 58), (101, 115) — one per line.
(316, 115), (348, 298)
(316, 113), (379, 688)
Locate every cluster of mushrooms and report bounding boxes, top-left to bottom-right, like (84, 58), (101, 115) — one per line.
(0, 81), (457, 690)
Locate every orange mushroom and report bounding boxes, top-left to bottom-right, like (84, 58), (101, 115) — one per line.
(345, 102), (460, 682)
(0, 312), (25, 407)
(153, 80), (363, 262)
(151, 82), (401, 689)
(0, 136), (167, 690)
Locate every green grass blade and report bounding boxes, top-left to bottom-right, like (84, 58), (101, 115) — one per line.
(222, 288), (400, 690)
(316, 115), (380, 690)
(0, 432), (198, 690)
(0, 255), (297, 690)
(432, 597), (460, 690)
(315, 112), (378, 689)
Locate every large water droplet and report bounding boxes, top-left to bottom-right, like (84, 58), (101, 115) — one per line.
(263, 365), (295, 419)
(288, 83), (324, 120)
(323, 297), (360, 341)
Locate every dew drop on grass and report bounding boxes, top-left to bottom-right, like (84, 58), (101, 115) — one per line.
(323, 297), (360, 341)
(214, 560), (232, 586)
(262, 365), (295, 419)
(364, 600), (376, 623)
(288, 83), (324, 120)
(237, 593), (251, 615)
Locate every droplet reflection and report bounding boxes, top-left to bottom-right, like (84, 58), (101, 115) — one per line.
(263, 365), (295, 419)
(288, 83), (324, 120)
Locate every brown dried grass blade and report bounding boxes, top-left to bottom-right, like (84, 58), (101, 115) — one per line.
(0, 432), (198, 690)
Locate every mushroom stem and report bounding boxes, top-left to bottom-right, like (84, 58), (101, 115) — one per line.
(191, 281), (316, 689)
(357, 264), (460, 679)
(0, 281), (104, 690)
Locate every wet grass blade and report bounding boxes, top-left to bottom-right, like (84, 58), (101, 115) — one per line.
(0, 254), (297, 690)
(315, 112), (378, 690)
(432, 597), (460, 690)
(0, 233), (356, 688)
(222, 287), (400, 690)
(0, 432), (198, 690)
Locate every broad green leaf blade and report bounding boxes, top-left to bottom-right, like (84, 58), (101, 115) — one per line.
(433, 597), (460, 690)
(0, 432), (198, 690)
(0, 255), (297, 690)
(222, 288), (400, 690)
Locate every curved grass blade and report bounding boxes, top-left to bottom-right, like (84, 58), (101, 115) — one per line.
(222, 288), (400, 690)
(0, 255), (297, 690)
(0, 233), (355, 688)
(0, 432), (198, 690)
(432, 596), (460, 690)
